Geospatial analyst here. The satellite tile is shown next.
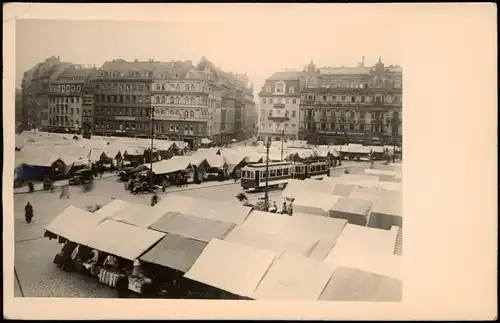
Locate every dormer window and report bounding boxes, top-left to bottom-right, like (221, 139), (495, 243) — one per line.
(289, 86), (295, 93)
(275, 81), (285, 93)
(266, 86), (271, 93)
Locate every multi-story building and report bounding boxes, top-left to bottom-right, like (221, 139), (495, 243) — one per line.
(299, 57), (402, 145)
(81, 79), (96, 137)
(92, 59), (162, 137)
(48, 65), (97, 133)
(258, 70), (301, 142)
(243, 85), (257, 140)
(21, 56), (72, 130)
(151, 60), (211, 149)
(15, 89), (22, 131)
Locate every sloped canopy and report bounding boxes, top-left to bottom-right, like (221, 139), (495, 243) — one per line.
(329, 197), (374, 226)
(223, 226), (319, 257)
(140, 234), (207, 273)
(112, 203), (167, 228)
(292, 192), (341, 217)
(240, 210), (291, 235)
(368, 196), (403, 230)
(318, 266), (402, 301)
(154, 194), (251, 225)
(150, 212), (235, 242)
(45, 205), (104, 244)
(94, 199), (130, 219)
(146, 159), (191, 174)
(184, 239), (278, 298)
(252, 252), (334, 301)
(83, 219), (166, 260)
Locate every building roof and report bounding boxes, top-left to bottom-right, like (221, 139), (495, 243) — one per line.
(267, 71), (302, 81)
(100, 60), (172, 74)
(318, 66), (372, 75)
(58, 67), (97, 80)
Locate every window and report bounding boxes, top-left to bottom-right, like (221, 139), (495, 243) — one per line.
(191, 84), (195, 91)
(189, 111), (194, 118)
(270, 169), (276, 177)
(176, 84), (180, 91)
(175, 97), (180, 104)
(323, 96), (327, 100)
(62, 86), (66, 93)
(289, 86), (295, 93)
(292, 99), (297, 104)
(277, 169), (282, 176)
(266, 86), (271, 92)
(275, 82), (284, 93)
(170, 97), (174, 104)
(77, 85), (81, 92)
(268, 110), (273, 117)
(161, 84), (165, 91)
(190, 125), (194, 132)
(71, 86), (76, 92)
(351, 96), (355, 103)
(342, 96), (346, 101)
(156, 84), (161, 90)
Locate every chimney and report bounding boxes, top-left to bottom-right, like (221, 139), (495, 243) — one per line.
(362, 56), (365, 67)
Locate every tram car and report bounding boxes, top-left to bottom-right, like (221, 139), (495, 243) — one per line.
(240, 160), (329, 191)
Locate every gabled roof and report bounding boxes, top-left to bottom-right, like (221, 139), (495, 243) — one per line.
(267, 71), (302, 81)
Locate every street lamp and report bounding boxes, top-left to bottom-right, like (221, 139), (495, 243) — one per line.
(264, 139), (271, 211)
(146, 106), (155, 178)
(280, 128), (284, 161)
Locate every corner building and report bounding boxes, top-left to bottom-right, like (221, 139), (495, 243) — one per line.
(299, 57), (402, 145)
(258, 71), (301, 142)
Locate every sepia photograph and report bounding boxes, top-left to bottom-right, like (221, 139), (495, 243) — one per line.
(3, 3), (496, 320)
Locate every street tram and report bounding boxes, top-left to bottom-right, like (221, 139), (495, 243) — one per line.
(240, 160), (329, 191)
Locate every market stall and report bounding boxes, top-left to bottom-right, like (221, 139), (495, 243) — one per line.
(150, 211), (235, 243)
(94, 199), (130, 219)
(367, 196), (403, 230)
(112, 203), (167, 228)
(292, 192), (341, 217)
(329, 197), (374, 226)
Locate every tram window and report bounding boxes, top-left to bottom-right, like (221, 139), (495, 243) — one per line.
(261, 170), (267, 178)
(270, 169), (276, 177)
(249, 171), (254, 179)
(283, 168), (289, 176)
(277, 169), (282, 176)
(241, 170), (246, 178)
(315, 165), (320, 172)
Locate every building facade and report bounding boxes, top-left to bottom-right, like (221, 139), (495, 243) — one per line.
(15, 89), (22, 131)
(91, 59), (159, 137)
(48, 65), (97, 133)
(151, 60), (212, 149)
(20, 56), (72, 130)
(258, 70), (301, 142)
(299, 57), (402, 145)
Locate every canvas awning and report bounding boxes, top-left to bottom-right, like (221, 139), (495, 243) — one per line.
(329, 197), (374, 226)
(205, 155), (227, 169)
(240, 210), (291, 235)
(282, 179), (334, 200)
(252, 252), (334, 300)
(154, 194), (251, 225)
(140, 234), (207, 273)
(184, 239), (278, 298)
(150, 212), (235, 242)
(368, 197), (403, 230)
(83, 219), (166, 260)
(323, 224), (401, 280)
(292, 192), (341, 217)
(146, 159), (191, 174)
(331, 183), (359, 197)
(94, 199), (130, 219)
(318, 266), (402, 301)
(112, 203), (167, 228)
(223, 226), (319, 257)
(45, 206), (104, 244)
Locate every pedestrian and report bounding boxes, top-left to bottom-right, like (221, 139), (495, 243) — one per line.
(282, 201), (287, 214)
(25, 201), (34, 224)
(28, 182), (34, 193)
(151, 193), (159, 207)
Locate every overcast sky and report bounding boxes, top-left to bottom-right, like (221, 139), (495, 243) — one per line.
(16, 17), (401, 94)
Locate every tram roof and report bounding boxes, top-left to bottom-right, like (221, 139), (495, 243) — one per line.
(245, 161), (292, 168)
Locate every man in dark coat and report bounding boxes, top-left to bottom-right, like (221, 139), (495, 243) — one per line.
(25, 201), (34, 223)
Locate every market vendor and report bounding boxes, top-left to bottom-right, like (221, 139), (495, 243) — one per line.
(83, 249), (101, 275)
(130, 259), (152, 284)
(103, 254), (119, 268)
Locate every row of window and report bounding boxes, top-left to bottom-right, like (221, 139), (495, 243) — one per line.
(49, 96), (81, 104)
(49, 84), (82, 93)
(94, 107), (150, 117)
(304, 122), (387, 133)
(95, 121), (149, 130)
(49, 106), (80, 115)
(262, 97), (299, 104)
(99, 71), (151, 78)
(154, 108), (209, 119)
(266, 110), (297, 118)
(95, 95), (151, 104)
(153, 95), (212, 105)
(261, 123), (297, 131)
(305, 110), (387, 119)
(154, 83), (212, 93)
(49, 117), (80, 127)
(265, 83), (296, 94)
(303, 94), (401, 104)
(155, 124), (201, 134)
(95, 83), (150, 92)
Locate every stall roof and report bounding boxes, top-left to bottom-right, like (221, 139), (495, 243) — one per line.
(324, 224), (401, 280)
(112, 203), (167, 228)
(253, 252), (334, 301)
(140, 234), (207, 273)
(184, 239), (278, 298)
(88, 148), (105, 162)
(340, 174), (380, 182)
(364, 169), (400, 177)
(282, 179), (334, 200)
(21, 154), (64, 167)
(146, 159), (191, 174)
(205, 155), (227, 169)
(331, 183), (359, 197)
(240, 210), (291, 235)
(372, 196), (402, 218)
(292, 192), (342, 217)
(94, 199), (130, 219)
(150, 212), (235, 242)
(154, 194), (251, 225)
(349, 186), (400, 202)
(330, 197), (374, 218)
(223, 226), (319, 257)
(318, 266), (402, 301)
(358, 180), (402, 191)
(45, 206), (104, 244)
(83, 219), (166, 260)
(286, 214), (348, 261)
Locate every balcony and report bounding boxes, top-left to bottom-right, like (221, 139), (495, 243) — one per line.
(273, 103), (285, 109)
(268, 116), (290, 122)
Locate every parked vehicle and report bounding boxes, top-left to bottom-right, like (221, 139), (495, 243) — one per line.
(69, 169), (94, 186)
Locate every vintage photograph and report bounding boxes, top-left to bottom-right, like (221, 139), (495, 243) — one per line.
(13, 17), (402, 301)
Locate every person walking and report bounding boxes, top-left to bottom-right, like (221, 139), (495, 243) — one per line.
(25, 201), (34, 224)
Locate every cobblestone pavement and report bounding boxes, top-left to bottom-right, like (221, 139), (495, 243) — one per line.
(12, 161), (384, 298)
